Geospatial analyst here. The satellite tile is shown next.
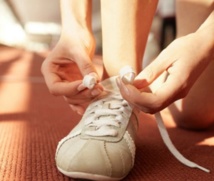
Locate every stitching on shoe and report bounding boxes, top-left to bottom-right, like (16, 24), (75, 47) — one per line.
(56, 133), (80, 156)
(119, 149), (126, 176)
(103, 141), (113, 177)
(124, 131), (136, 167)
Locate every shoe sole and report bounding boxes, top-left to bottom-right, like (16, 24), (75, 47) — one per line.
(57, 166), (125, 181)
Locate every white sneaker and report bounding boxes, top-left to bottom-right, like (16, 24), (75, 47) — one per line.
(55, 77), (138, 181)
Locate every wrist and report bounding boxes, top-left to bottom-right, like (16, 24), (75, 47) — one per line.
(196, 10), (214, 60)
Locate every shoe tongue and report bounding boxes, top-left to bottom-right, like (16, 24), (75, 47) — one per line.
(101, 76), (119, 92)
(80, 77), (133, 142)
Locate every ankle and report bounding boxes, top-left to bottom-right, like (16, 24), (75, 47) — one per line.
(102, 67), (110, 80)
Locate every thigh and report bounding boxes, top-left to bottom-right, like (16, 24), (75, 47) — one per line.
(167, 0), (214, 129)
(169, 60), (214, 129)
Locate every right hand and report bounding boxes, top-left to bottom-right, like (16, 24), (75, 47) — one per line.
(117, 32), (213, 114)
(41, 26), (103, 115)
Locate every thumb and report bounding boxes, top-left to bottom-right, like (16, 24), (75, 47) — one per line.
(74, 49), (98, 78)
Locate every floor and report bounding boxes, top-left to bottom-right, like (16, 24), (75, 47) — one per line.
(0, 45), (214, 181)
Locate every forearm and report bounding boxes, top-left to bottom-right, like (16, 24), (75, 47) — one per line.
(196, 10), (214, 60)
(58, 0), (95, 58)
(60, 0), (92, 33)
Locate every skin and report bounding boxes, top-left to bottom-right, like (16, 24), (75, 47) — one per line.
(101, 0), (158, 78)
(41, 0), (158, 114)
(41, 0), (103, 115)
(169, 0), (214, 129)
(42, 0), (214, 130)
(117, 0), (214, 130)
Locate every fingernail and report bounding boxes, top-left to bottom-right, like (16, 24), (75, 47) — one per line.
(91, 88), (102, 96)
(77, 110), (84, 115)
(77, 83), (86, 91)
(120, 80), (130, 96)
(69, 104), (74, 110)
(117, 77), (129, 95)
(116, 77), (121, 87)
(123, 85), (130, 96)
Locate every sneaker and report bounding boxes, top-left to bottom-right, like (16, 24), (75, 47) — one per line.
(55, 76), (138, 181)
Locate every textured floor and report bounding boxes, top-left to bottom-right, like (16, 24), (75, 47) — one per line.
(0, 45), (214, 181)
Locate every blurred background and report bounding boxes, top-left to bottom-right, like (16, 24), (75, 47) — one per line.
(0, 0), (61, 51)
(0, 0), (176, 59)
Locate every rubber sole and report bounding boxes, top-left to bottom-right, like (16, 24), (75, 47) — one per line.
(57, 166), (124, 181)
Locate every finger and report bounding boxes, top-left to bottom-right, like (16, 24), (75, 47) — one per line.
(134, 51), (175, 89)
(69, 104), (85, 115)
(117, 78), (156, 112)
(49, 79), (83, 96)
(74, 50), (99, 79)
(152, 72), (188, 105)
(41, 60), (80, 96)
(43, 60), (103, 98)
(63, 86), (103, 105)
(43, 71), (81, 96)
(117, 75), (184, 114)
(64, 95), (91, 105)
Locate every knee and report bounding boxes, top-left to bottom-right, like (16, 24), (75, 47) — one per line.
(169, 104), (214, 131)
(174, 113), (214, 130)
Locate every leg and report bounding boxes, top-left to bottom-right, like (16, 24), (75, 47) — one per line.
(167, 0), (214, 130)
(100, 0), (158, 78)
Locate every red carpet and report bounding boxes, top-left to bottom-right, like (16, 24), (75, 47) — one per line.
(0, 45), (214, 181)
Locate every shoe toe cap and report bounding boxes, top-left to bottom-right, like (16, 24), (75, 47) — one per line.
(56, 137), (112, 177)
(56, 135), (134, 179)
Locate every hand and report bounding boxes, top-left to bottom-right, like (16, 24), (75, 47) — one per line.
(41, 25), (103, 115)
(117, 32), (213, 113)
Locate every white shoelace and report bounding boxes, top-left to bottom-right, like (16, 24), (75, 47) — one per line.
(82, 67), (210, 173)
(155, 112), (210, 172)
(83, 93), (129, 137)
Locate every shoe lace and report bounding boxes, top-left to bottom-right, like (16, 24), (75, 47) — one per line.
(155, 112), (210, 172)
(84, 93), (130, 137)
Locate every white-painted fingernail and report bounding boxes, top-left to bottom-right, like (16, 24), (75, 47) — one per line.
(119, 66), (136, 84)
